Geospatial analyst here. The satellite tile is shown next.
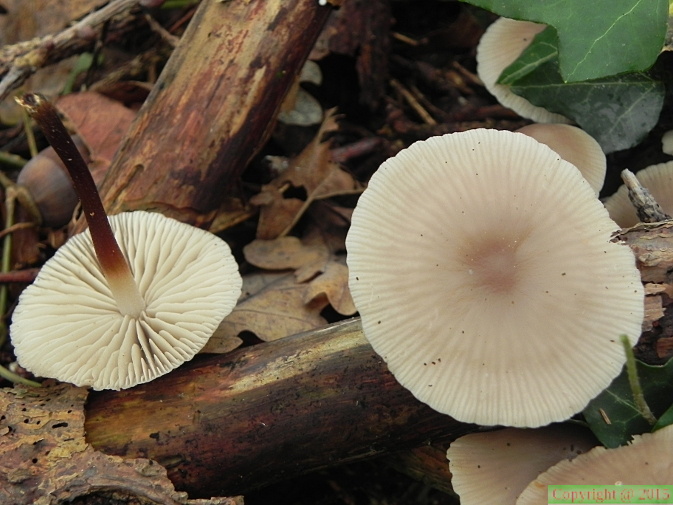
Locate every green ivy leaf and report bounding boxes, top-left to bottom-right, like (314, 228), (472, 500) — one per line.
(510, 61), (664, 153)
(462, 0), (667, 82)
(583, 357), (673, 448)
(654, 402), (673, 431)
(497, 26), (558, 85)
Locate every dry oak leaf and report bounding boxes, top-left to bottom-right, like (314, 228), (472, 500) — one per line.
(303, 256), (356, 315)
(244, 237), (355, 315)
(56, 91), (135, 185)
(251, 108), (363, 239)
(244, 236), (330, 283)
(0, 382), (241, 505)
(216, 271), (328, 342)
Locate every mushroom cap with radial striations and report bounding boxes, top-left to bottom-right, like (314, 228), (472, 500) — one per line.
(516, 124), (606, 195)
(10, 211), (242, 391)
(517, 424), (673, 504)
(346, 128), (644, 428)
(604, 161), (673, 228)
(477, 17), (571, 124)
(447, 425), (597, 505)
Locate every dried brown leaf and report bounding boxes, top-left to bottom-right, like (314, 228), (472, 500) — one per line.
(304, 256), (356, 316)
(252, 109), (363, 239)
(56, 91), (135, 185)
(217, 271), (328, 342)
(244, 236), (330, 283)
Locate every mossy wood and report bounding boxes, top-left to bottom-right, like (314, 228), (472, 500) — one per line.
(95, 0), (331, 227)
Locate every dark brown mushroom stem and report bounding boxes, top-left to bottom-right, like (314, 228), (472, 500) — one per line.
(16, 93), (145, 317)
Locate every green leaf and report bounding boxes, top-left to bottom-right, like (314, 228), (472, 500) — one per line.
(583, 357), (673, 448)
(498, 26), (558, 85)
(462, 0), (667, 82)
(654, 402), (673, 431)
(509, 61), (664, 153)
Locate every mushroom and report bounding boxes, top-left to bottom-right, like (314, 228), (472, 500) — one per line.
(477, 17), (571, 124)
(447, 425), (597, 505)
(346, 128), (644, 428)
(604, 161), (673, 228)
(516, 423), (673, 503)
(662, 130), (673, 156)
(10, 94), (242, 390)
(516, 124), (606, 195)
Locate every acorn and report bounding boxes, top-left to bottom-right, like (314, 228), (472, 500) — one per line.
(17, 136), (89, 228)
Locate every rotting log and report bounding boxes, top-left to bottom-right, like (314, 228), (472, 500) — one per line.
(85, 318), (476, 498)
(96, 0), (332, 227)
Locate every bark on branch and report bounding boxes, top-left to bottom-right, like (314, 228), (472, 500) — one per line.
(95, 0), (333, 228)
(0, 0), (142, 101)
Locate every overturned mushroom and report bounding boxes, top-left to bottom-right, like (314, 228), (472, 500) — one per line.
(346, 128), (644, 427)
(10, 94), (242, 390)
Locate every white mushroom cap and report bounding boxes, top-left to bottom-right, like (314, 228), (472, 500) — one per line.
(662, 130), (673, 156)
(516, 124), (606, 195)
(517, 424), (673, 504)
(11, 211), (242, 390)
(477, 18), (571, 124)
(447, 425), (597, 505)
(604, 161), (673, 228)
(346, 128), (644, 427)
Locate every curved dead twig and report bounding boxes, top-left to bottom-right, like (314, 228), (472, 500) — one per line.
(0, 0), (141, 102)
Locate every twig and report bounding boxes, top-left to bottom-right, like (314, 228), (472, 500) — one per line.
(621, 169), (671, 223)
(389, 78), (437, 126)
(0, 0), (142, 102)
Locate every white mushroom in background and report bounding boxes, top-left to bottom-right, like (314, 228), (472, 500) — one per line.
(447, 425), (597, 505)
(346, 128), (644, 428)
(11, 93), (242, 391)
(662, 130), (673, 156)
(516, 124), (606, 195)
(517, 424), (673, 503)
(604, 161), (673, 228)
(477, 17), (571, 124)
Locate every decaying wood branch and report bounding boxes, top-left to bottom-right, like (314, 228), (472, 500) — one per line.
(85, 318), (476, 497)
(95, 0), (333, 227)
(0, 0), (142, 101)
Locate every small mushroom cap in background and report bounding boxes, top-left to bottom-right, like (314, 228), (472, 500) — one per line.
(604, 161), (673, 228)
(447, 425), (597, 505)
(10, 211), (242, 390)
(516, 124), (606, 195)
(346, 128), (644, 428)
(662, 130), (673, 156)
(477, 18), (571, 124)
(516, 423), (673, 504)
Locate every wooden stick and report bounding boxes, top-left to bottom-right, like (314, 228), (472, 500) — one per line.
(0, 0), (141, 102)
(95, 0), (333, 228)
